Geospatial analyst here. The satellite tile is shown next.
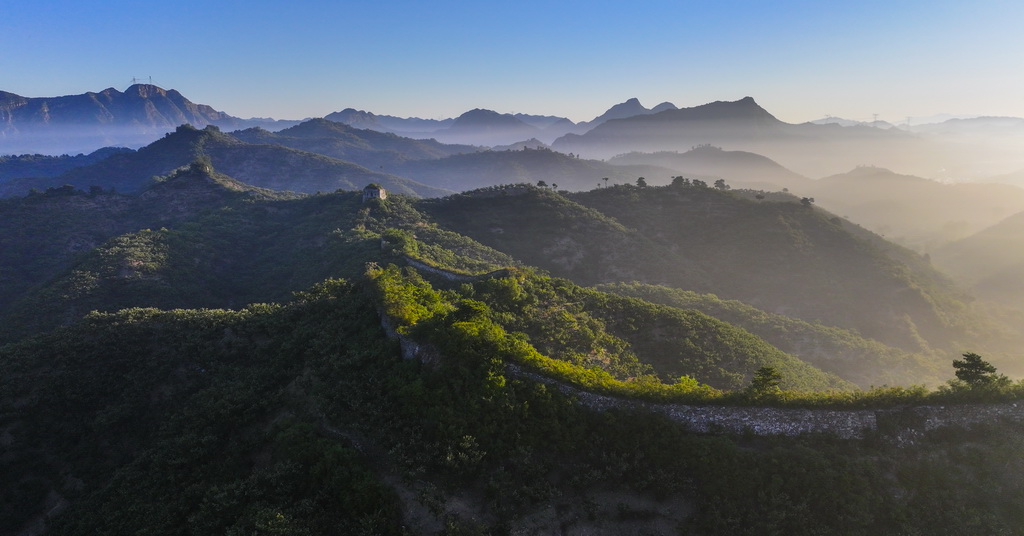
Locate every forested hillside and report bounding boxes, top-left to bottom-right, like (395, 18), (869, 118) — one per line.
(4, 162), (1024, 534)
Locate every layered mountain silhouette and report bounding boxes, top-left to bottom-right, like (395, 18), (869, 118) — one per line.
(933, 209), (1024, 306)
(390, 146), (673, 191)
(579, 97), (676, 129)
(608, 145), (811, 191)
(0, 84), (297, 155)
(230, 118), (478, 171)
(321, 98), (679, 147)
(0, 124), (448, 198)
(552, 97), (951, 178)
(426, 108), (541, 146)
(801, 166), (1024, 251)
(324, 108), (453, 134)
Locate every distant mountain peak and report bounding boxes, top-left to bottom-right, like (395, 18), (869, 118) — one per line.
(323, 108), (383, 130)
(125, 83), (169, 98)
(449, 109), (536, 131)
(651, 102), (678, 113)
(0, 83), (244, 155)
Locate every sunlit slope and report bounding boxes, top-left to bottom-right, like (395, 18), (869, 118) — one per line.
(423, 182), (981, 354)
(933, 209), (1024, 307)
(596, 282), (943, 388)
(460, 271), (851, 391)
(569, 183), (982, 354)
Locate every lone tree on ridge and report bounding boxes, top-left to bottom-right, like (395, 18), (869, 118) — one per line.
(952, 352), (1005, 387)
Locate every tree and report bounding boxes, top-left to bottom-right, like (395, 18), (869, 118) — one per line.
(636, 177), (647, 187)
(551, 183), (558, 191)
(671, 176), (690, 187)
(713, 179), (730, 190)
(749, 366), (782, 394)
(953, 352), (1003, 386)
(537, 180), (548, 189)
(800, 197), (815, 208)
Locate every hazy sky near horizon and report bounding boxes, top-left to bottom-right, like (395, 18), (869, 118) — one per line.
(3, 0), (1022, 124)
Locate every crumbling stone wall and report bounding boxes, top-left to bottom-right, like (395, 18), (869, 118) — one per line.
(506, 364), (1024, 439)
(381, 314), (1024, 440)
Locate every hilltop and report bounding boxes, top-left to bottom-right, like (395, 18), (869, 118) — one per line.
(608, 145), (812, 191)
(230, 118), (478, 170)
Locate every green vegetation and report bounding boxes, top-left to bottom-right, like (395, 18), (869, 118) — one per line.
(5, 158), (1024, 534)
(6, 275), (1024, 534)
(1, 282), (405, 535)
(371, 261), (1024, 407)
(596, 282), (943, 388)
(568, 183), (984, 355)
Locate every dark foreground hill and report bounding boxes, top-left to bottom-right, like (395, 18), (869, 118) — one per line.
(6, 272), (1024, 534)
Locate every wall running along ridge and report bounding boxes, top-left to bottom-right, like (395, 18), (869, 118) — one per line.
(378, 261), (1024, 440)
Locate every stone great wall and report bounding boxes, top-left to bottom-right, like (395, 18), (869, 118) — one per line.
(382, 250), (1024, 441)
(385, 316), (1024, 440)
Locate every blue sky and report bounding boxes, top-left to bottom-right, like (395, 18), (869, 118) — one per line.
(3, 0), (1022, 123)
